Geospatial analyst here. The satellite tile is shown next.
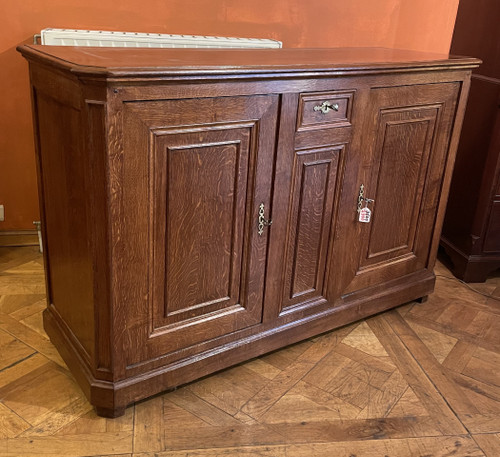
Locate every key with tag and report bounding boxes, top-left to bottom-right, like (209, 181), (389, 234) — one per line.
(359, 197), (373, 222)
(358, 205), (371, 223)
(356, 185), (374, 223)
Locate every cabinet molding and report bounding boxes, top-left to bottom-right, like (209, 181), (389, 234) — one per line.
(18, 45), (479, 417)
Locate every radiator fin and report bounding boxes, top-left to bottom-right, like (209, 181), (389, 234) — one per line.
(40, 28), (282, 49)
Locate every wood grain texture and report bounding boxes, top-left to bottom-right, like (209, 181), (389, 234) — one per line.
(341, 83), (460, 295)
(17, 46), (480, 79)
(17, 46), (477, 416)
(119, 95), (279, 364)
(280, 145), (341, 311)
(296, 90), (354, 131)
(33, 90), (95, 362)
(0, 248), (499, 456)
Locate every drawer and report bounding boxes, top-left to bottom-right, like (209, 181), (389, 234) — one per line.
(297, 90), (355, 131)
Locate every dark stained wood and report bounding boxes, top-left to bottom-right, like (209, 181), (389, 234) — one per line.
(94, 405), (126, 419)
(441, 0), (500, 282)
(17, 45), (479, 78)
(484, 201), (500, 252)
(280, 145), (342, 312)
(365, 110), (434, 259)
(1, 247), (499, 455)
(32, 88), (95, 365)
(17, 45), (478, 416)
(449, 0), (500, 79)
(296, 90), (354, 131)
(84, 93), (113, 378)
(333, 83), (460, 296)
(119, 95), (279, 363)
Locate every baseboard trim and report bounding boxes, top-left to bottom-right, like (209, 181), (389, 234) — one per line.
(0, 230), (39, 247)
(43, 268), (434, 417)
(440, 236), (500, 282)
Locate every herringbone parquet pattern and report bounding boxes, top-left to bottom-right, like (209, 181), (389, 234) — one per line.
(0, 246), (499, 456)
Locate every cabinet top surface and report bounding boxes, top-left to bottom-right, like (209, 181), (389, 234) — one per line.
(18, 45), (480, 79)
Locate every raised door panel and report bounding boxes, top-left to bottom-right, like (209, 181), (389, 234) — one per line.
(152, 127), (256, 329)
(115, 95), (279, 365)
(280, 145), (342, 314)
(359, 107), (437, 268)
(330, 82), (460, 297)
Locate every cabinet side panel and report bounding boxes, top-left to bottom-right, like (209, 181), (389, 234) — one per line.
(35, 90), (94, 360)
(483, 201), (500, 252)
(442, 77), (500, 249)
(86, 100), (111, 373)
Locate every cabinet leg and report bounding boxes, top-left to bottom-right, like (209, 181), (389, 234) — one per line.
(95, 405), (127, 418)
(415, 295), (428, 304)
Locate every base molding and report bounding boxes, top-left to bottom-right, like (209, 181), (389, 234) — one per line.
(0, 230), (38, 247)
(43, 269), (435, 418)
(440, 236), (500, 282)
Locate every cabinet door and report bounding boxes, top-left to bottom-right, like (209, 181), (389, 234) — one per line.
(116, 95), (279, 365)
(330, 83), (460, 297)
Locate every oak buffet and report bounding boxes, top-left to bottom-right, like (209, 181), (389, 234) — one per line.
(17, 45), (479, 417)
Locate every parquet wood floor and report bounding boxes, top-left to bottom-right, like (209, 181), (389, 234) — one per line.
(0, 246), (499, 456)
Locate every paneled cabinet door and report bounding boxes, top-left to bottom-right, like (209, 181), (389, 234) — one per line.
(330, 82), (461, 297)
(263, 91), (354, 320)
(115, 95), (279, 366)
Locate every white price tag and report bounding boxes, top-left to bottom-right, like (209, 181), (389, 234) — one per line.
(358, 207), (371, 223)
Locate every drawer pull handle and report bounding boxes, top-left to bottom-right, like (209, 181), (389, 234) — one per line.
(258, 203), (273, 236)
(313, 101), (339, 114)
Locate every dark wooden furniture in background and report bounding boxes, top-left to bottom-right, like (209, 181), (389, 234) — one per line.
(18, 45), (478, 417)
(440, 0), (500, 282)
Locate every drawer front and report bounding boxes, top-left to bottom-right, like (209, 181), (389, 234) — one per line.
(297, 90), (354, 131)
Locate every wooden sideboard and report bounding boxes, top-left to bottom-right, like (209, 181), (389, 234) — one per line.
(440, 0), (500, 282)
(18, 45), (479, 417)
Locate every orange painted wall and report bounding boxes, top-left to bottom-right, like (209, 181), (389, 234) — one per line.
(0, 0), (460, 230)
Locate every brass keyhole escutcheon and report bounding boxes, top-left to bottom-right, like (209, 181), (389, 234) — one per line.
(258, 203), (273, 236)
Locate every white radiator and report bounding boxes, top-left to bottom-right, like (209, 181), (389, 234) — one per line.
(38, 28), (282, 49)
